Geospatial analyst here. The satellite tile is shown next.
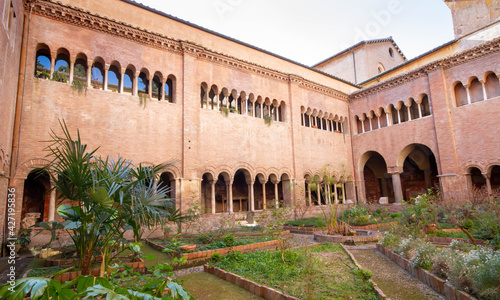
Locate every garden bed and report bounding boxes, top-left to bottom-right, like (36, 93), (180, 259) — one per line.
(314, 230), (382, 244)
(283, 225), (323, 234)
(376, 244), (476, 300)
(146, 238), (280, 261)
(350, 221), (397, 230)
(208, 243), (381, 299)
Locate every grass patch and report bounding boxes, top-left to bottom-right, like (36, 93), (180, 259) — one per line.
(211, 243), (378, 299)
(284, 217), (326, 228)
(151, 235), (274, 252)
(28, 266), (67, 277)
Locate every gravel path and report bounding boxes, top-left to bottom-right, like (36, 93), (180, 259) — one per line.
(350, 249), (445, 300)
(0, 255), (34, 282)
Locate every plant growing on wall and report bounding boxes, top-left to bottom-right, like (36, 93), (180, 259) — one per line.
(264, 115), (273, 126)
(71, 80), (87, 96)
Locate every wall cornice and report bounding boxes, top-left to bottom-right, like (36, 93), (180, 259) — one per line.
(30, 0), (350, 101)
(350, 36), (500, 100)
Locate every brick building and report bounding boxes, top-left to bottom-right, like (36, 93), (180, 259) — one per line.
(0, 0), (499, 250)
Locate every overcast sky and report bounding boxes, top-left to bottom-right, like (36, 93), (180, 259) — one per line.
(138, 0), (454, 66)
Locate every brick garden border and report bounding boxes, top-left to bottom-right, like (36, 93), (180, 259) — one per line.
(204, 265), (299, 300)
(350, 221), (397, 230)
(314, 230), (382, 244)
(146, 239), (280, 260)
(283, 225), (323, 234)
(340, 244), (390, 300)
(376, 244), (477, 300)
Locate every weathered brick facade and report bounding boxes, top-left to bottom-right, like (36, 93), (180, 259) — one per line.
(1, 0), (499, 251)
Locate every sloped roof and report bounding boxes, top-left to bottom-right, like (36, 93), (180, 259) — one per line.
(312, 37), (407, 68)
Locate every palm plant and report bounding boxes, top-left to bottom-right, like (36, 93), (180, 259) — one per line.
(43, 120), (175, 275)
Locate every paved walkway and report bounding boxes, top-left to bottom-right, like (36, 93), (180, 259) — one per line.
(349, 245), (444, 300)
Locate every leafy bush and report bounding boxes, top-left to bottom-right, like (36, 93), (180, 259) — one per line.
(471, 211), (499, 241)
(223, 234), (235, 247)
(284, 217), (326, 228)
(376, 209), (382, 215)
(379, 232), (401, 249)
(210, 252), (222, 263)
(412, 242), (436, 270)
(427, 230), (469, 239)
(343, 206), (369, 219)
(389, 213), (400, 219)
(352, 215), (372, 226)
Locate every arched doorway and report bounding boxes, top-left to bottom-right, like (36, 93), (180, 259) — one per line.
(215, 173), (230, 213)
(201, 173), (214, 214)
(467, 167), (486, 191)
(398, 144), (439, 201)
(22, 169), (50, 227)
(233, 169), (251, 212)
(359, 151), (393, 203)
(490, 166), (500, 190)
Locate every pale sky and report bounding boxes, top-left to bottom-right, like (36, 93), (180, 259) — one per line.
(137, 0), (455, 66)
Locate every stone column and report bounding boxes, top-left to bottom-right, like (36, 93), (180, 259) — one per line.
(133, 71), (140, 96)
(211, 181), (216, 214)
(326, 184), (331, 204)
(217, 92), (221, 111)
(249, 180), (255, 211)
(161, 79), (167, 101)
(48, 188), (56, 221)
(333, 182), (338, 204)
(377, 116), (381, 129)
(148, 75), (153, 98)
(103, 64), (109, 91)
(418, 103), (423, 118)
(274, 182), (279, 208)
(86, 62), (92, 88)
(262, 181), (266, 209)
(391, 172), (404, 203)
(228, 181), (233, 213)
(465, 85), (472, 105)
(484, 173), (492, 195)
(119, 68), (125, 94)
(49, 55), (56, 79)
(69, 57), (75, 84)
(407, 106), (412, 121)
(368, 117), (373, 131)
(307, 183), (312, 206)
(386, 113), (391, 126)
(245, 100), (248, 116)
(480, 80), (488, 100)
(397, 109), (401, 124)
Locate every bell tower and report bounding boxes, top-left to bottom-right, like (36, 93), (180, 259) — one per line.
(444, 0), (500, 37)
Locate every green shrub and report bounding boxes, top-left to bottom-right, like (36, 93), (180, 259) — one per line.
(352, 215), (372, 226)
(379, 232), (401, 249)
(412, 242), (436, 270)
(210, 252), (222, 263)
(376, 209), (382, 215)
(343, 206), (369, 219)
(284, 217), (326, 228)
(389, 213), (400, 219)
(223, 234), (235, 247)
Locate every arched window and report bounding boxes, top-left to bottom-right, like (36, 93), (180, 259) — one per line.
(255, 102), (262, 118)
(454, 82), (468, 106)
(138, 71), (149, 96)
(409, 99), (419, 120)
(379, 109), (388, 128)
(123, 67), (135, 95)
(200, 83), (208, 108)
(35, 45), (51, 79)
(152, 74), (162, 101)
(91, 60), (104, 90)
(73, 57), (87, 84)
(322, 118), (327, 130)
(356, 116), (363, 134)
(391, 106), (399, 125)
(304, 113), (310, 127)
(485, 73), (500, 99)
(421, 95), (431, 116)
(229, 94), (237, 112)
(247, 97), (253, 116)
(371, 115), (379, 130)
(107, 65), (120, 93)
(165, 76), (174, 103)
(399, 103), (408, 123)
(209, 85), (217, 110)
(279, 101), (285, 122)
(469, 78), (484, 103)
(54, 50), (70, 83)
(363, 117), (370, 132)
(237, 96), (243, 114)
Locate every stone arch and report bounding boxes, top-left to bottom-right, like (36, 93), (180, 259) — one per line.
(359, 151), (392, 203)
(54, 48), (70, 82)
(123, 64), (136, 95)
(138, 67), (150, 96)
(452, 81), (468, 107)
(151, 71), (163, 101)
(166, 74), (176, 103)
(484, 71), (500, 99)
(233, 168), (252, 212)
(468, 76), (484, 103)
(22, 169), (51, 226)
(397, 143), (439, 201)
(91, 56), (106, 89)
(35, 43), (51, 78)
(18, 158), (51, 179)
(466, 166), (486, 192)
(107, 60), (121, 92)
(73, 53), (88, 84)
(200, 82), (209, 108)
